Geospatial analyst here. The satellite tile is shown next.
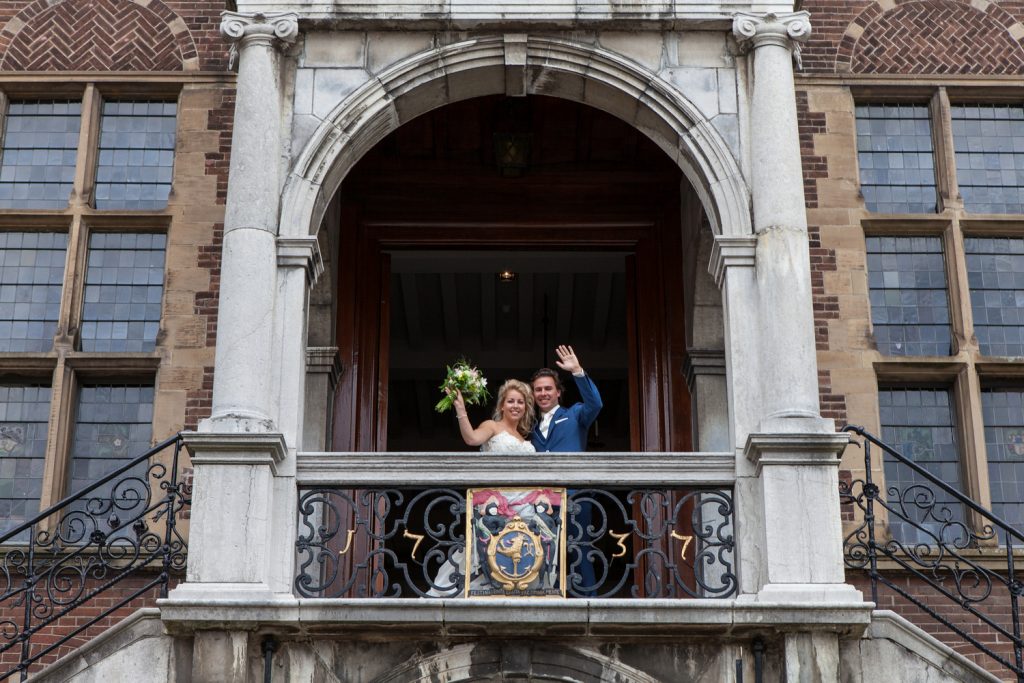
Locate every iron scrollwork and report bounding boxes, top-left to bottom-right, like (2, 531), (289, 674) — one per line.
(0, 434), (189, 682)
(840, 425), (1024, 680)
(294, 486), (736, 600)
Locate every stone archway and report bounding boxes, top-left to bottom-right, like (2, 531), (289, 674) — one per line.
(279, 34), (751, 241)
(371, 642), (665, 683)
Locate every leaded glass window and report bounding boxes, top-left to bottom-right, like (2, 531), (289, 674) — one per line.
(0, 385), (50, 539)
(965, 237), (1024, 357)
(0, 232), (68, 352)
(866, 236), (951, 356)
(95, 101), (177, 210)
(69, 384), (153, 496)
(0, 101), (81, 209)
(856, 104), (938, 214)
(80, 232), (165, 352)
(981, 388), (1024, 539)
(951, 105), (1024, 214)
(879, 388), (965, 544)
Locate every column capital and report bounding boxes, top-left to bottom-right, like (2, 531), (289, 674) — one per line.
(732, 11), (812, 51)
(220, 11), (299, 45)
(277, 236), (324, 285)
(709, 235), (757, 288)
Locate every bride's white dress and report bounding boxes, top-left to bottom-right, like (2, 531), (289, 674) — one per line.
(425, 430), (535, 597)
(480, 430), (536, 454)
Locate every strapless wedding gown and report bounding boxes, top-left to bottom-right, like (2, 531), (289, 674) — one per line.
(480, 430), (536, 454)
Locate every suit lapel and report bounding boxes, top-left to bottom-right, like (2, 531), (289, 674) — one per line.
(546, 407), (566, 442)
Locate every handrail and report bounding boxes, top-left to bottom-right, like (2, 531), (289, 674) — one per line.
(0, 432), (183, 546)
(840, 425), (1024, 682)
(0, 434), (190, 682)
(844, 424), (1024, 545)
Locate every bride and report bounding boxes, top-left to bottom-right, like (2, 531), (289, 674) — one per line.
(424, 381), (535, 597)
(453, 379), (535, 454)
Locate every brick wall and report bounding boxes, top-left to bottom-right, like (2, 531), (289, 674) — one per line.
(0, 0), (229, 71)
(0, 574), (181, 679)
(801, 0), (1024, 74)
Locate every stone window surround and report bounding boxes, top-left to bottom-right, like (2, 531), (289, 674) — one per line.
(0, 79), (184, 516)
(850, 86), (1024, 535)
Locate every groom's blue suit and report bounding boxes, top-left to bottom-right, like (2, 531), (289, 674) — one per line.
(530, 374), (602, 451)
(531, 372), (602, 596)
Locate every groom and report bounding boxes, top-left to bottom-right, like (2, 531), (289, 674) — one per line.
(531, 345), (602, 594)
(530, 345), (602, 453)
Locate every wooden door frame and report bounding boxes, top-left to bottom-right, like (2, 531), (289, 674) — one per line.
(332, 218), (691, 453)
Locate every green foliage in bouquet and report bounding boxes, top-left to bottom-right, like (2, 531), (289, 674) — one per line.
(435, 359), (491, 413)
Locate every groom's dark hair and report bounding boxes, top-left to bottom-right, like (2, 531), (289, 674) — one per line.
(530, 368), (563, 392)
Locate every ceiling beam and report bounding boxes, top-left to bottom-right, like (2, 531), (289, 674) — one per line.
(399, 273), (422, 350)
(440, 273), (458, 349)
(518, 273), (533, 350)
(481, 273), (496, 350)
(556, 273), (574, 345)
(593, 272), (613, 351)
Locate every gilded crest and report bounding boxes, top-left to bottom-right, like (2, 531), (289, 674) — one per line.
(465, 487), (567, 598)
(487, 516), (544, 590)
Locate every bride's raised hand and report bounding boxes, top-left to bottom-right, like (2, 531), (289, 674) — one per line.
(452, 389), (467, 418)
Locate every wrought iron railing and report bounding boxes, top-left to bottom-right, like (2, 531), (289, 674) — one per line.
(295, 486), (736, 599)
(0, 434), (190, 682)
(840, 425), (1024, 682)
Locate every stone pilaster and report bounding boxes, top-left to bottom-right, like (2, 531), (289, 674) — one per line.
(202, 11), (299, 434)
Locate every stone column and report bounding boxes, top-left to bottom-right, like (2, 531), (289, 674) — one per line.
(168, 12), (300, 604)
(732, 12), (824, 433)
(725, 13), (863, 610)
(203, 11), (298, 434)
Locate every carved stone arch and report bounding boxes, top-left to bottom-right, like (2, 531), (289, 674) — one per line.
(279, 35), (751, 240)
(0, 0), (199, 71)
(370, 642), (665, 683)
(835, 0), (1024, 73)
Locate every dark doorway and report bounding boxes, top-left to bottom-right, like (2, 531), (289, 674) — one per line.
(331, 95), (693, 452)
(386, 250), (631, 451)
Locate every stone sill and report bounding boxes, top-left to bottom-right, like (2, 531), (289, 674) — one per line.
(295, 451), (736, 486)
(159, 597), (873, 638)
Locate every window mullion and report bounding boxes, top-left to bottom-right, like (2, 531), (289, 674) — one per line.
(37, 360), (77, 512)
(70, 84), (101, 211)
(944, 217), (976, 357)
(955, 364), (994, 530)
(55, 215), (87, 350)
(931, 88), (961, 213)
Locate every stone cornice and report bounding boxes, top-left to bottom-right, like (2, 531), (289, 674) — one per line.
(732, 11), (811, 52)
(183, 431), (288, 475)
(159, 598), (873, 638)
(743, 432), (850, 475)
(684, 349), (726, 391)
(277, 236), (324, 285)
(709, 235), (757, 288)
(306, 346), (342, 388)
(295, 452), (736, 487)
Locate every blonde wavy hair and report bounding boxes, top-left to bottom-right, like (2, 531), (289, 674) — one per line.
(491, 379), (536, 438)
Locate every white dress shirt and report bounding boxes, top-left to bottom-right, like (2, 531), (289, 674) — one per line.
(538, 406), (559, 439)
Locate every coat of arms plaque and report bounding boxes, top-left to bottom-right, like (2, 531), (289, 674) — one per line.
(465, 488), (567, 598)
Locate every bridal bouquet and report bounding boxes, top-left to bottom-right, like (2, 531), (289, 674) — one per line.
(435, 359), (490, 413)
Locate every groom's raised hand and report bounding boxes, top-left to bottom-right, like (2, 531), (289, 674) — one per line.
(554, 344), (584, 376)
